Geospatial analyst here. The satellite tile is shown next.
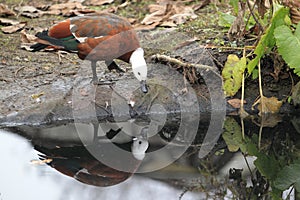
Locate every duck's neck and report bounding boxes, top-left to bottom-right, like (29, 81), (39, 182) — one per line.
(130, 48), (146, 68)
(118, 51), (134, 63)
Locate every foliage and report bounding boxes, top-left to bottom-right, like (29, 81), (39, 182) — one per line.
(273, 159), (300, 191)
(222, 117), (245, 151)
(222, 117), (300, 199)
(247, 5), (289, 74)
(217, 11), (256, 31)
(222, 54), (247, 96)
(274, 22), (300, 76)
(219, 2), (300, 97)
(256, 96), (282, 115)
(229, 0), (239, 15)
(218, 12), (236, 28)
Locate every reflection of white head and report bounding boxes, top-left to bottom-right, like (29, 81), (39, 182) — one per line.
(131, 137), (149, 160)
(130, 48), (147, 82)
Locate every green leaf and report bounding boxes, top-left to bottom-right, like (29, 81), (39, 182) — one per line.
(273, 159), (300, 190)
(274, 23), (300, 76)
(254, 153), (280, 180)
(218, 12), (236, 28)
(222, 54), (247, 96)
(222, 117), (245, 152)
(251, 68), (258, 79)
(247, 5), (289, 74)
(229, 0), (239, 15)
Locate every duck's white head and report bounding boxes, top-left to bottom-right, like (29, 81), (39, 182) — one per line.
(130, 48), (148, 93)
(131, 137), (149, 160)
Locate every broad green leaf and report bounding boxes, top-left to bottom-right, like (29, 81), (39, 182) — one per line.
(254, 153), (280, 180)
(222, 54), (246, 96)
(247, 5), (289, 74)
(218, 12), (236, 28)
(273, 159), (300, 190)
(222, 117), (245, 152)
(274, 23), (300, 76)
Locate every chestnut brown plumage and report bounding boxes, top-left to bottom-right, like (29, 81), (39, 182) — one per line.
(31, 13), (148, 93)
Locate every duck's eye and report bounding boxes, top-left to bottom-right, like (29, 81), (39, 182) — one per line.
(139, 141), (142, 144)
(138, 72), (141, 75)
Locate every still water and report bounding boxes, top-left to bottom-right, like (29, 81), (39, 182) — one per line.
(0, 129), (203, 200)
(1, 113), (298, 200)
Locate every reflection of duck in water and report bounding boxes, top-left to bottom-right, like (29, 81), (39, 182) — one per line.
(34, 129), (148, 187)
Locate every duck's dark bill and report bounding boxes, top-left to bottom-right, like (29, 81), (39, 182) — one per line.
(141, 80), (148, 93)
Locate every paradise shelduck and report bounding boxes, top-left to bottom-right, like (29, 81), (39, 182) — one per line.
(34, 133), (148, 187)
(31, 13), (148, 93)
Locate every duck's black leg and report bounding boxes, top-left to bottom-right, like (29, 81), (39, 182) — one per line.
(105, 60), (125, 73)
(92, 121), (99, 141)
(91, 60), (99, 84)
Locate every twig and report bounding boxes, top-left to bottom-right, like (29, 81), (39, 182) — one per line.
(179, 189), (188, 200)
(258, 61), (264, 98)
(240, 72), (246, 140)
(205, 46), (224, 67)
(287, 186), (295, 199)
(204, 45), (255, 50)
(252, 61), (264, 110)
(109, 85), (128, 103)
(258, 119), (263, 149)
(240, 48), (249, 139)
(92, 100), (110, 114)
(151, 54), (217, 72)
(59, 71), (77, 76)
(246, 0), (264, 32)
(243, 152), (254, 179)
(146, 89), (160, 113)
(15, 66), (26, 77)
(257, 61), (264, 149)
(15, 0), (24, 19)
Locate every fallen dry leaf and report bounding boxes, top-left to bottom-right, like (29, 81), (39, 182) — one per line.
(1, 22), (26, 34)
(16, 6), (39, 13)
(20, 29), (38, 50)
(134, 22), (160, 31)
(227, 98), (247, 109)
(256, 96), (282, 115)
(193, 0), (211, 11)
(260, 113), (282, 128)
(0, 17), (19, 25)
(0, 3), (16, 16)
(45, 2), (94, 16)
(170, 6), (197, 24)
(141, 4), (168, 25)
(84, 0), (114, 6)
(127, 18), (137, 24)
(160, 21), (177, 27)
(140, 2), (197, 29)
(15, 5), (41, 18)
(20, 29), (37, 43)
